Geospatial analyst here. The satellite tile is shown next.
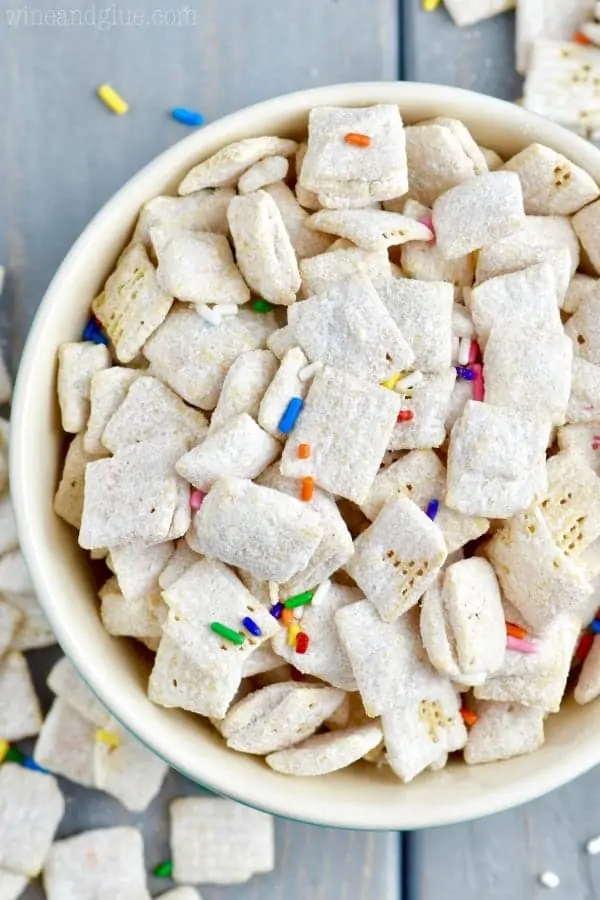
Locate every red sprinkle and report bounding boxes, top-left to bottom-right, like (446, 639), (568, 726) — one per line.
(397, 410), (414, 423)
(460, 708), (478, 727)
(295, 632), (310, 654)
(506, 622), (527, 640)
(575, 630), (594, 665)
(468, 340), (481, 364)
(573, 30), (593, 45)
(290, 666), (304, 681)
(344, 132), (371, 147)
(470, 363), (485, 402)
(190, 490), (205, 511)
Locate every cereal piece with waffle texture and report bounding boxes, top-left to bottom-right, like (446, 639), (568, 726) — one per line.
(57, 342), (111, 433)
(54, 433), (98, 530)
(267, 723), (383, 776)
(305, 208), (432, 252)
(404, 123), (481, 206)
(0, 764), (64, 878)
(539, 451), (600, 557)
(573, 197), (600, 275)
(0, 652), (43, 741)
(575, 634), (600, 704)
(504, 143), (599, 215)
(258, 347), (310, 438)
(558, 423), (600, 474)
(178, 136), (298, 193)
(133, 187), (233, 246)
(299, 244), (392, 296)
(464, 701), (545, 764)
(377, 277), (453, 372)
(387, 368), (456, 451)
(264, 181), (333, 259)
(84, 367), (140, 456)
(565, 292), (600, 366)
(238, 155), (289, 194)
(567, 357), (600, 423)
(210, 349), (278, 433)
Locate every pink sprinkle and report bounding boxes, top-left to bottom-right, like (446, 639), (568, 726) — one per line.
(470, 363), (485, 402)
(468, 340), (481, 364)
(420, 214), (435, 237)
(190, 490), (205, 511)
(507, 635), (537, 654)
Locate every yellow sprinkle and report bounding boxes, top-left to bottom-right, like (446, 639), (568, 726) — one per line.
(0, 740), (8, 763)
(287, 623), (301, 647)
(96, 729), (120, 749)
(381, 372), (403, 390)
(422, 0), (441, 9)
(97, 83), (129, 115)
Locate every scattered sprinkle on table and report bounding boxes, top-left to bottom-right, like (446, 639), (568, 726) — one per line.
(252, 299), (273, 313)
(96, 729), (120, 748)
(301, 476), (315, 502)
(298, 443), (311, 459)
(506, 622), (527, 640)
(538, 871), (560, 890)
(507, 635), (537, 654)
(190, 490), (205, 511)
(460, 708), (478, 727)
(344, 132), (371, 147)
(278, 397), (304, 434)
(97, 83), (129, 115)
(284, 590), (314, 609)
(295, 632), (310, 654)
(586, 835), (600, 855)
(397, 410), (414, 423)
(210, 622), (245, 645)
(172, 107), (205, 127)
(154, 859), (174, 878)
(242, 616), (262, 637)
(426, 499), (439, 521)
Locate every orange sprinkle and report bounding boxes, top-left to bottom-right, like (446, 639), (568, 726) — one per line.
(397, 410), (414, 423)
(301, 476), (315, 502)
(281, 608), (294, 627)
(573, 30), (593, 45)
(344, 132), (371, 148)
(298, 443), (311, 459)
(506, 622), (527, 640)
(460, 708), (478, 728)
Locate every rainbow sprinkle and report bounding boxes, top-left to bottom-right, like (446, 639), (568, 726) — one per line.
(278, 397), (304, 434)
(210, 622), (245, 645)
(242, 616), (262, 637)
(426, 499), (439, 521)
(284, 590), (314, 609)
(507, 635), (537, 654)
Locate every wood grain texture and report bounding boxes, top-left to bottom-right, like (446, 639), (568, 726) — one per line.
(0, 0), (401, 896)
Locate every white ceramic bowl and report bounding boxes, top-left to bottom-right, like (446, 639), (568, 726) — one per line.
(11, 82), (600, 830)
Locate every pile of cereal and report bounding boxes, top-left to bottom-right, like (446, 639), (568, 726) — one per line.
(55, 103), (600, 782)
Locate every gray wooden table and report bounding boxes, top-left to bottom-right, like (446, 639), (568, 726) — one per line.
(0, 1), (599, 898)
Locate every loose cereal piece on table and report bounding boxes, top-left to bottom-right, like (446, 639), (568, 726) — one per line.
(79, 435), (189, 549)
(190, 478), (322, 583)
(575, 634), (600, 703)
(57, 342), (111, 433)
(222, 683), (347, 755)
(377, 277), (453, 372)
(0, 550), (34, 596)
(238, 155), (289, 194)
(464, 701), (545, 764)
(504, 143), (599, 215)
(567, 357), (600, 423)
(152, 228), (250, 307)
(299, 244), (393, 296)
(468, 261), (562, 347)
(93, 242), (173, 364)
(524, 41), (600, 134)
(539, 450), (600, 557)
(563, 273), (600, 315)
(100, 575), (166, 643)
(387, 368), (456, 451)
(108, 539), (174, 603)
(446, 401), (550, 519)
(178, 136), (298, 194)
(432, 171), (525, 260)
(558, 422), (600, 474)
(34, 699), (98, 787)
(133, 187), (234, 246)
(209, 348), (278, 433)
(420, 558), (506, 686)
(404, 123), (481, 207)
(47, 657), (110, 727)
(271, 583), (359, 689)
(517, 2), (593, 74)
(84, 366), (140, 456)
(158, 538), (201, 590)
(6, 592), (56, 652)
(299, 105), (408, 208)
(382, 679), (467, 782)
(43, 827), (147, 900)
(345, 496), (447, 622)
(258, 466), (354, 594)
(486, 508), (593, 630)
(0, 496), (18, 558)
(94, 717), (168, 812)
(227, 191), (301, 305)
(305, 208), (432, 252)
(264, 181), (333, 259)
(176, 413), (280, 489)
(288, 273), (414, 383)
(0, 764), (64, 878)
(102, 375), (208, 453)
(566, 292), (600, 366)
(257, 346), (310, 438)
(170, 797), (274, 884)
(0, 652), (42, 740)
(0, 600), (22, 658)
(474, 612), (579, 712)
(0, 870), (28, 900)
(483, 325), (573, 426)
(266, 325), (298, 360)
(280, 366), (401, 505)
(266, 723), (383, 776)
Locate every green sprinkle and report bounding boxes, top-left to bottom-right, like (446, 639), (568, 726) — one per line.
(284, 590), (314, 609)
(4, 747), (26, 764)
(210, 621), (245, 645)
(252, 299), (273, 313)
(153, 859), (173, 878)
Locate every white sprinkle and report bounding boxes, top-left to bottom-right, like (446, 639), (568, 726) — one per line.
(268, 582), (279, 606)
(451, 335), (460, 362)
(293, 606), (305, 621)
(217, 304), (239, 317)
(452, 305), (474, 338)
(311, 580), (331, 607)
(538, 871), (560, 889)
(395, 371), (423, 392)
(458, 337), (471, 366)
(197, 304), (222, 326)
(586, 835), (600, 855)
(298, 361), (323, 383)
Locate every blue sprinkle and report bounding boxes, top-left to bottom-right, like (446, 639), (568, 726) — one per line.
(426, 499), (440, 521)
(270, 602), (284, 620)
(592, 619), (600, 635)
(82, 317), (109, 346)
(23, 756), (49, 774)
(455, 366), (475, 381)
(172, 107), (205, 127)
(278, 397), (304, 434)
(242, 616), (262, 637)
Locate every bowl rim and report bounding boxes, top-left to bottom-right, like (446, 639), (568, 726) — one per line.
(11, 80), (600, 831)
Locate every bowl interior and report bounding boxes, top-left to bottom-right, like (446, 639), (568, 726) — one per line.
(11, 82), (600, 830)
